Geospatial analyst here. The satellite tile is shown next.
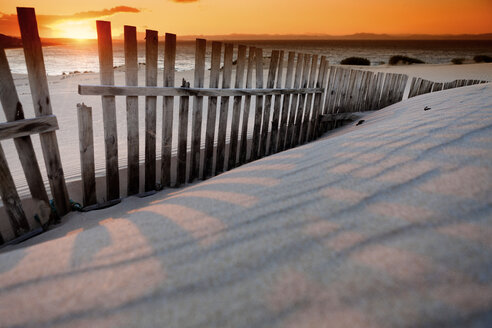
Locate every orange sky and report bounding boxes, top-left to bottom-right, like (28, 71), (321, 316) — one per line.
(1, 0), (492, 39)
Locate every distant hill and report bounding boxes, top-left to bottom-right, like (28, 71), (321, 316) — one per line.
(0, 34), (62, 49)
(0, 34), (22, 48)
(175, 33), (492, 41)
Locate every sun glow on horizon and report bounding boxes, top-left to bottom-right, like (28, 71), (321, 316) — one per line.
(48, 19), (97, 39)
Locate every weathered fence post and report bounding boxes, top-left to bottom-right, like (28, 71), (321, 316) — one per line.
(260, 50), (280, 157)
(17, 7), (70, 214)
(189, 39), (206, 182)
(216, 43), (234, 174)
(277, 51), (295, 152)
(270, 50), (285, 154)
(0, 48), (51, 219)
(0, 144), (29, 237)
(228, 44), (247, 170)
(239, 46), (256, 165)
(96, 20), (119, 201)
(300, 54), (318, 144)
(292, 54), (311, 147)
(251, 48), (264, 161)
(161, 33), (176, 187)
(124, 25), (139, 196)
(145, 30), (158, 192)
(285, 53), (303, 149)
(177, 82), (190, 186)
(77, 103), (96, 206)
(204, 41), (221, 178)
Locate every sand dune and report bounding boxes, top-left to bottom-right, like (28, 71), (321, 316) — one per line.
(0, 80), (491, 327)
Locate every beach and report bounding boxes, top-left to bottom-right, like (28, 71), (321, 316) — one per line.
(1, 62), (491, 234)
(0, 78), (491, 327)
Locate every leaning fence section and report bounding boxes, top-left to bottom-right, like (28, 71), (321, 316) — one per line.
(317, 68), (407, 133)
(0, 8), (70, 244)
(408, 77), (489, 98)
(77, 21), (328, 207)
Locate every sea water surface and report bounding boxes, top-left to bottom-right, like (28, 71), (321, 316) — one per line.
(5, 39), (492, 76)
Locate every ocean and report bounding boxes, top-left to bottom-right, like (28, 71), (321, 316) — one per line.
(5, 39), (492, 76)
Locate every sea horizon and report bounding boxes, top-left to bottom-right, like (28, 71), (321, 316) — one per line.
(5, 39), (492, 76)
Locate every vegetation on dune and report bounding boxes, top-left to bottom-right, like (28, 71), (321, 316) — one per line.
(340, 57), (371, 66)
(473, 55), (492, 63)
(389, 55), (424, 65)
(451, 58), (465, 65)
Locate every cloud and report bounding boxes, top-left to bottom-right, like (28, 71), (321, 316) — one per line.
(171, 0), (199, 3)
(0, 6), (140, 37)
(67, 6), (140, 20)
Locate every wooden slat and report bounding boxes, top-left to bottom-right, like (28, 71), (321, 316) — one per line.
(309, 56), (327, 141)
(321, 66), (338, 133)
(373, 72), (385, 109)
(334, 67), (348, 113)
(299, 54), (317, 144)
(77, 103), (97, 206)
(269, 50), (285, 154)
(0, 48), (51, 217)
(387, 73), (397, 105)
(390, 74), (401, 103)
(259, 50), (280, 158)
(285, 53), (303, 150)
(408, 77), (422, 98)
(79, 85), (323, 97)
(161, 33), (176, 187)
(228, 44), (247, 170)
(0, 143), (29, 237)
(360, 71), (372, 111)
(250, 47), (264, 161)
(17, 7), (70, 214)
(432, 82), (443, 92)
(277, 51), (295, 152)
(334, 68), (351, 115)
(364, 71), (376, 110)
(0, 115), (58, 140)
(238, 46), (256, 165)
(177, 78), (190, 186)
(333, 68), (348, 115)
(359, 71), (372, 110)
(345, 69), (359, 112)
(397, 74), (407, 101)
(323, 66), (338, 115)
(388, 74), (399, 105)
(189, 38), (206, 182)
(144, 30), (158, 192)
(379, 73), (392, 108)
(124, 25), (139, 196)
(95, 20), (119, 201)
(203, 41), (221, 178)
(215, 43), (234, 174)
(292, 54), (311, 147)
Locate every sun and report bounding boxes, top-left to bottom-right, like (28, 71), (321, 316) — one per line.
(49, 19), (97, 40)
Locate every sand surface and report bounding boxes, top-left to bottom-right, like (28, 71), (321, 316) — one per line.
(0, 81), (491, 327)
(0, 62), (491, 236)
(2, 63), (491, 201)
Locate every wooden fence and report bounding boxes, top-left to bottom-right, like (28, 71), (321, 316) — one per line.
(77, 22), (328, 205)
(3, 8), (482, 244)
(0, 8), (70, 244)
(75, 23), (420, 208)
(409, 77), (489, 98)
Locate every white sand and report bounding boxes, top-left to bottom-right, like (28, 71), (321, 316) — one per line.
(0, 63), (491, 231)
(0, 81), (491, 327)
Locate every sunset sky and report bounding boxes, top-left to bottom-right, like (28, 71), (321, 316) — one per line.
(1, 0), (491, 39)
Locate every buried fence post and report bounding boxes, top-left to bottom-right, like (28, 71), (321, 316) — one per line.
(77, 103), (97, 207)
